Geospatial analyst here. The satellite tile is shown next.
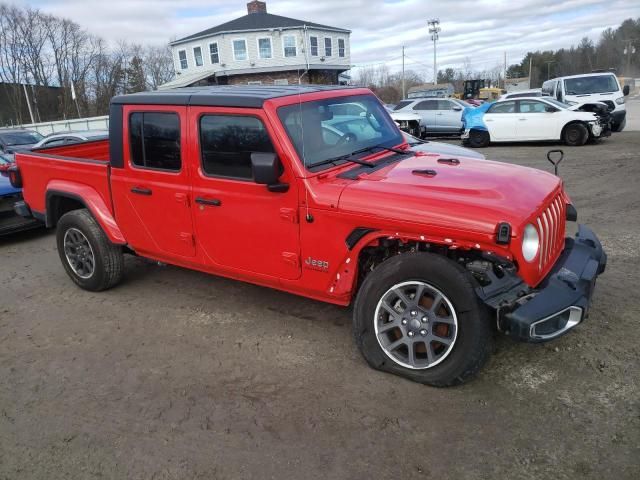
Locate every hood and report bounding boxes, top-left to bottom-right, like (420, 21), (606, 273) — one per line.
(0, 175), (20, 196)
(338, 154), (561, 235)
(5, 144), (36, 154)
(390, 111), (422, 122)
(408, 139), (485, 160)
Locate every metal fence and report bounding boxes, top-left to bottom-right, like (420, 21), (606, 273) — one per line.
(6, 115), (109, 136)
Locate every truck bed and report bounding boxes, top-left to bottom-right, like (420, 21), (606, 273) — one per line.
(16, 139), (112, 220)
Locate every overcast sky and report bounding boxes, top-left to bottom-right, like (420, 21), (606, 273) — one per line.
(18, 0), (639, 78)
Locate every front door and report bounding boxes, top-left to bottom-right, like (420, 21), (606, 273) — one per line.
(188, 107), (301, 280)
(515, 100), (559, 140)
(111, 106), (195, 258)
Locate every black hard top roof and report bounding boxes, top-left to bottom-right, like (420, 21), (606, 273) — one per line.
(111, 85), (363, 108)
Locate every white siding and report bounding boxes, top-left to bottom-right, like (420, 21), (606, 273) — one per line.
(171, 27), (351, 76)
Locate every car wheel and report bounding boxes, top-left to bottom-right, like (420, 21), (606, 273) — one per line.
(469, 129), (490, 148)
(56, 209), (124, 291)
(563, 123), (588, 146)
(352, 252), (492, 387)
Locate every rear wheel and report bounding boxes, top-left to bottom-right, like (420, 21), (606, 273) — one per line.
(563, 123), (588, 146)
(353, 253), (492, 387)
(56, 209), (124, 291)
(468, 129), (490, 148)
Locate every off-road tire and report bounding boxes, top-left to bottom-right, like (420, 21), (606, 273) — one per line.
(468, 129), (490, 148)
(56, 209), (124, 291)
(563, 123), (588, 146)
(353, 252), (492, 387)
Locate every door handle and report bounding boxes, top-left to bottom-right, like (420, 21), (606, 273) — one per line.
(518, 118), (527, 121)
(131, 186), (152, 196)
(485, 119), (494, 122)
(195, 197), (222, 207)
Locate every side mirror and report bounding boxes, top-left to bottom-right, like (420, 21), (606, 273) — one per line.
(623, 85), (630, 96)
(452, 106), (462, 111)
(251, 152), (288, 193)
(545, 106), (558, 113)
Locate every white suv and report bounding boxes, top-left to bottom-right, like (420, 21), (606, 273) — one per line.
(542, 72), (629, 132)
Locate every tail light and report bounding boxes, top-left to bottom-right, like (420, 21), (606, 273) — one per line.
(8, 165), (22, 188)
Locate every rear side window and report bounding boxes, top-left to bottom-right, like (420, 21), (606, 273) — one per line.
(488, 101), (516, 114)
(129, 112), (181, 171)
(413, 100), (437, 111)
(199, 115), (274, 180)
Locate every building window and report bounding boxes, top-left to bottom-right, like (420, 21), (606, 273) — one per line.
(209, 42), (219, 64)
(258, 37), (272, 59)
(199, 115), (275, 180)
(338, 38), (345, 57)
(233, 39), (247, 61)
(178, 50), (188, 70)
(324, 37), (332, 57)
(193, 46), (203, 67)
(247, 81), (262, 85)
(129, 112), (181, 171)
(283, 35), (297, 57)
(274, 79), (289, 85)
(310, 36), (318, 56)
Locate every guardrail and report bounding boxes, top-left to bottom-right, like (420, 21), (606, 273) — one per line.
(5, 116), (109, 136)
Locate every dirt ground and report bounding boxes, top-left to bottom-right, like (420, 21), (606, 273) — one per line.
(1, 129), (639, 479)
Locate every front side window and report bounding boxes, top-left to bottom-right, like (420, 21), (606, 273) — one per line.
(129, 112), (181, 171)
(437, 100), (455, 111)
(310, 36), (318, 56)
(258, 38), (272, 59)
(283, 35), (296, 57)
(277, 94), (403, 171)
(324, 37), (332, 57)
(518, 100), (547, 113)
(233, 39), (247, 61)
(199, 115), (275, 180)
(209, 43), (219, 64)
(338, 38), (345, 57)
(488, 101), (516, 114)
(178, 50), (188, 70)
(193, 46), (203, 67)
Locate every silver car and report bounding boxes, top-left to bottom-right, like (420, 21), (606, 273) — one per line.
(392, 98), (469, 135)
(32, 130), (109, 149)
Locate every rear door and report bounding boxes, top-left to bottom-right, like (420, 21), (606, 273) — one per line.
(110, 106), (195, 258)
(483, 101), (518, 141)
(412, 100), (438, 133)
(188, 107), (301, 280)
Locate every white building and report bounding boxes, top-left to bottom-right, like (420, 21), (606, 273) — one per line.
(160, 1), (351, 89)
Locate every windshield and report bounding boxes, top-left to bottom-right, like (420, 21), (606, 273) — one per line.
(564, 75), (619, 95)
(0, 131), (43, 146)
(278, 95), (403, 170)
(393, 100), (413, 111)
(545, 98), (570, 109)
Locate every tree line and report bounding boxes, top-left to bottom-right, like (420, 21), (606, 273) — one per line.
(356, 18), (638, 104)
(0, 3), (175, 126)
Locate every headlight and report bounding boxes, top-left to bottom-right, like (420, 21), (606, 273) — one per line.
(522, 224), (539, 262)
(615, 96), (625, 105)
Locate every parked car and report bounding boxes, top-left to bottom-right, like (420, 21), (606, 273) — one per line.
(462, 96), (611, 147)
(0, 153), (41, 235)
(32, 130), (109, 149)
(11, 85), (606, 386)
(402, 132), (485, 160)
(0, 129), (44, 154)
(542, 72), (629, 131)
(499, 88), (546, 100)
(389, 110), (424, 137)
(393, 98), (465, 136)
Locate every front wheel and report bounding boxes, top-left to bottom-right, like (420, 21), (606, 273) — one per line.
(56, 209), (124, 291)
(353, 253), (492, 387)
(468, 129), (490, 148)
(563, 123), (588, 146)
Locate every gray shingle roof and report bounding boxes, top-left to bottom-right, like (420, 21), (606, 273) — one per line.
(172, 12), (350, 45)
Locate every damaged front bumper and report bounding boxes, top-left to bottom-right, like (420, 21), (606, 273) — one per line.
(478, 225), (606, 342)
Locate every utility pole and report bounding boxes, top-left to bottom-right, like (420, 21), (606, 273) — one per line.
(545, 60), (555, 80)
(503, 51), (507, 89)
(528, 56), (533, 88)
(402, 46), (406, 99)
(22, 83), (35, 124)
(623, 39), (637, 76)
(428, 19), (440, 85)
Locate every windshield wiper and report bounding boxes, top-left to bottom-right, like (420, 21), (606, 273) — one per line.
(311, 144), (409, 170)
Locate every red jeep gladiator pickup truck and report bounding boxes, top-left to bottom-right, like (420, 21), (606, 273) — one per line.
(10, 85), (606, 386)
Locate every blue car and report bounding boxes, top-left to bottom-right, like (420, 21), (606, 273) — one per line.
(0, 154), (41, 235)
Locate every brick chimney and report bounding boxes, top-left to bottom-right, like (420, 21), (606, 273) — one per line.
(247, 1), (267, 14)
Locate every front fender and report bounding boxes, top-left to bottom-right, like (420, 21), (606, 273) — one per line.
(46, 180), (126, 244)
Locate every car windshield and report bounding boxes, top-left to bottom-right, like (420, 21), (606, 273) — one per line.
(545, 98), (570, 109)
(0, 131), (43, 146)
(278, 94), (403, 170)
(564, 75), (618, 95)
(393, 100), (414, 111)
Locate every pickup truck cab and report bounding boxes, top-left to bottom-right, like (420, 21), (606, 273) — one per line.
(10, 85), (606, 386)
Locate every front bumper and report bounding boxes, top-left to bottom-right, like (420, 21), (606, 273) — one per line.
(492, 225), (606, 342)
(610, 109), (626, 132)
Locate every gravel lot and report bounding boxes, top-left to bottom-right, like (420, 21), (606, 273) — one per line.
(1, 122), (639, 478)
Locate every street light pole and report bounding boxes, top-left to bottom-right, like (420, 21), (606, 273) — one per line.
(545, 60), (555, 80)
(428, 19), (440, 85)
